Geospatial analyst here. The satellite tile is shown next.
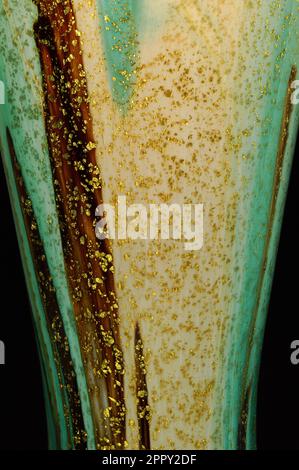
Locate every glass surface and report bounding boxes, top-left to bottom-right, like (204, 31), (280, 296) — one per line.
(0, 0), (299, 450)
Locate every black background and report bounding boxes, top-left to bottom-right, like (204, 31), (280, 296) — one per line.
(0, 140), (298, 451)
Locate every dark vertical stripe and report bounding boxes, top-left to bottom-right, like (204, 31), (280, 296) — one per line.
(135, 323), (151, 450)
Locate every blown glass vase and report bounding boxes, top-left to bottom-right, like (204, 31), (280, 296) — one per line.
(0, 0), (299, 450)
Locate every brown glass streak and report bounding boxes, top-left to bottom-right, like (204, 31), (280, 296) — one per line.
(6, 128), (87, 449)
(33, 0), (125, 448)
(135, 323), (151, 450)
(237, 65), (297, 449)
(237, 383), (251, 450)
